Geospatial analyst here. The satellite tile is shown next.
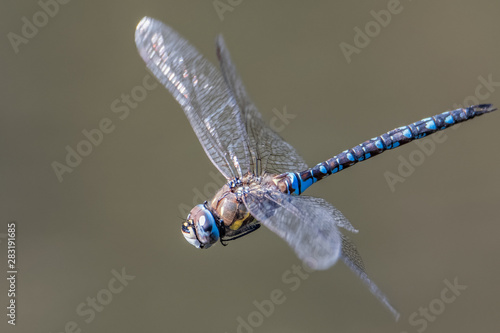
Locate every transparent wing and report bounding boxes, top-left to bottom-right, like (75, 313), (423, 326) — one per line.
(340, 234), (400, 320)
(243, 188), (346, 270)
(216, 36), (308, 174)
(135, 17), (251, 179)
(244, 185), (398, 318)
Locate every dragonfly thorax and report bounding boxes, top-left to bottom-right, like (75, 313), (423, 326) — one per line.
(181, 179), (256, 250)
(209, 182), (254, 232)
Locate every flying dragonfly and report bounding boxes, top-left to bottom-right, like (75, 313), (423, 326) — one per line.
(134, 16), (495, 320)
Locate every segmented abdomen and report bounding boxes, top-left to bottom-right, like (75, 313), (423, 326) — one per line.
(275, 104), (495, 195)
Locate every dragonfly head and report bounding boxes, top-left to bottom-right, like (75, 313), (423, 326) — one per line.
(181, 203), (220, 249)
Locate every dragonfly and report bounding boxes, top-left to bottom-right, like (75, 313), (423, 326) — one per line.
(134, 16), (495, 320)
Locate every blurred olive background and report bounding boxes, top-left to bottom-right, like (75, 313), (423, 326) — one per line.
(1, 1), (499, 332)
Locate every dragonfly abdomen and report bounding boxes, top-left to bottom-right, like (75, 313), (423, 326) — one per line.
(276, 104), (495, 195)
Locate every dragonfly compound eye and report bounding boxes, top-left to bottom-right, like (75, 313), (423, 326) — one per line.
(181, 204), (219, 249)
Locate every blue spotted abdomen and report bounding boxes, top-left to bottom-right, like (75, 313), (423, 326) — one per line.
(275, 104), (495, 195)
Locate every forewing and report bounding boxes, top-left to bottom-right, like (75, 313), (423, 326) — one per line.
(341, 234), (400, 320)
(135, 17), (251, 179)
(243, 189), (342, 270)
(245, 185), (399, 318)
(216, 36), (308, 174)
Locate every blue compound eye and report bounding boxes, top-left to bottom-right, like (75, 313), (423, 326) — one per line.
(181, 204), (219, 249)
